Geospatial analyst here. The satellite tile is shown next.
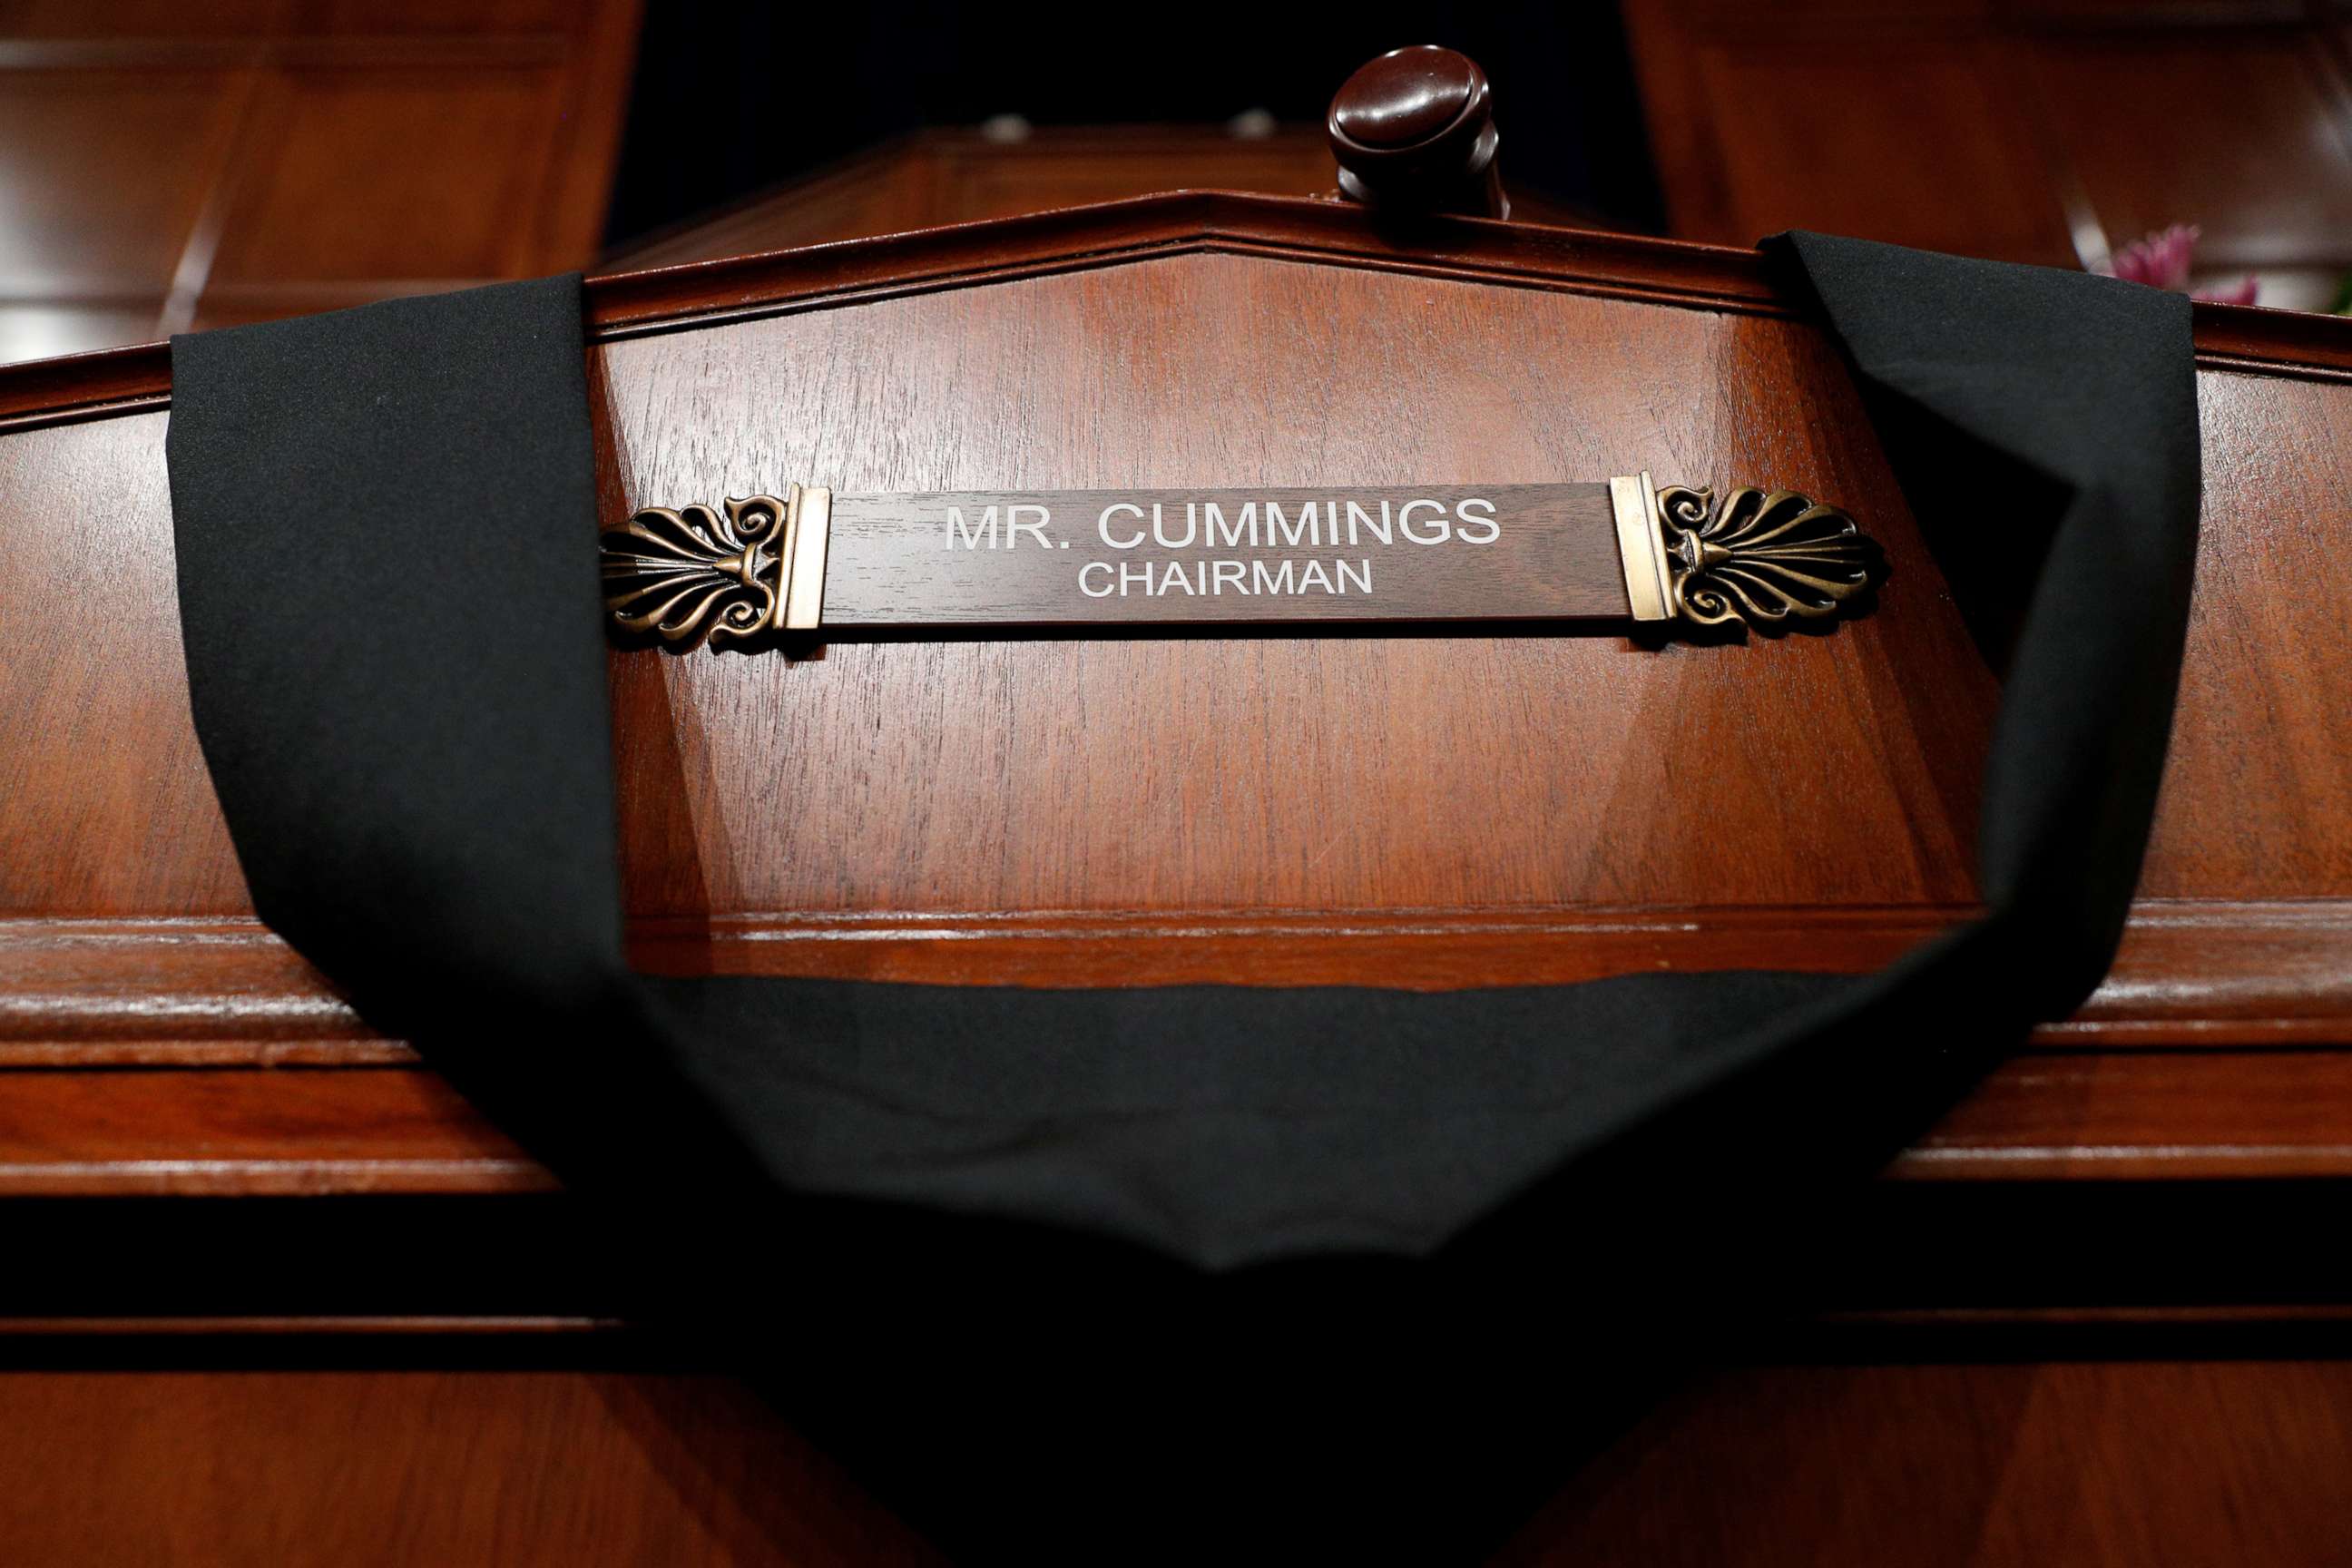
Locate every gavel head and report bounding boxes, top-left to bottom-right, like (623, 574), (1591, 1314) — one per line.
(1327, 44), (1508, 220)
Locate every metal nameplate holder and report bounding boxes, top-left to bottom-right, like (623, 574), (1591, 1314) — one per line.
(599, 475), (1878, 650)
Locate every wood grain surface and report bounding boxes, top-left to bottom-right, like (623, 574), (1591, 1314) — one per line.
(0, 206), (2344, 1079)
(0, 1370), (942, 1566)
(0, 1359), (2346, 1566)
(0, 202), (2344, 1130)
(595, 251), (1993, 916)
(1498, 1358), (2352, 1567)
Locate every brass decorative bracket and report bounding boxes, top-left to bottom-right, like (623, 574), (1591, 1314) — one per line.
(599, 484), (831, 650)
(1611, 475), (1878, 629)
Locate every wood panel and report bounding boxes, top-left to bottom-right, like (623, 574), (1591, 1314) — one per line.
(0, 1370), (940, 1566)
(0, 1359), (2344, 1565)
(2146, 366), (2352, 896)
(1499, 1359), (2352, 1566)
(0, 202), (2344, 1117)
(0, 412), (246, 918)
(205, 64), (567, 284)
(1691, 42), (2076, 264)
(2021, 32), (2352, 273)
(0, 67), (246, 296)
(0, 0), (640, 364)
(599, 253), (1994, 916)
(1625, 0), (2352, 307)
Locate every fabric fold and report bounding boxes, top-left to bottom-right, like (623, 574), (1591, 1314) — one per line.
(164, 233), (2198, 1558)
(167, 238), (2195, 1271)
(165, 230), (2182, 1259)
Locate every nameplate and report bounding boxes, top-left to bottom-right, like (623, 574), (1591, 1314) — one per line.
(824, 483), (1626, 627)
(599, 475), (1876, 647)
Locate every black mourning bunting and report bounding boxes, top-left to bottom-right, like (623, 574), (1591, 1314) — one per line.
(163, 233), (2197, 1559)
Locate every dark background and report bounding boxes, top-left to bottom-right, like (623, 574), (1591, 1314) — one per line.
(1, 4), (2345, 358)
(603, 1), (1668, 244)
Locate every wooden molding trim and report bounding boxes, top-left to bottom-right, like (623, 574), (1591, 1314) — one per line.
(583, 190), (1787, 334)
(7, 191), (2351, 429)
(5, 1047), (2350, 1198)
(4, 900), (2347, 1067)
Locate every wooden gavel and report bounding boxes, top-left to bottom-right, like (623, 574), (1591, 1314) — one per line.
(1328, 44), (1509, 220)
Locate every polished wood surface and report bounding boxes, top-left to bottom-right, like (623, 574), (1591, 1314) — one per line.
(1327, 44), (1509, 218)
(3, 194), (2348, 1162)
(0, 1357), (2345, 1565)
(1501, 1358), (2352, 1566)
(592, 250), (1991, 916)
(13, 1045), (2352, 1197)
(0, 0), (641, 363)
(0, 1369), (941, 1565)
(12, 898), (2352, 1059)
(4, 192), (2351, 1559)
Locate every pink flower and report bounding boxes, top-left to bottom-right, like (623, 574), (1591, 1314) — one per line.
(2112, 222), (2197, 290)
(2108, 223), (2258, 306)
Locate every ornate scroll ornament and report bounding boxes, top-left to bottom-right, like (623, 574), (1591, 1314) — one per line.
(1656, 484), (1877, 628)
(600, 492), (794, 649)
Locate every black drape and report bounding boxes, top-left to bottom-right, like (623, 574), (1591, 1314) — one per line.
(165, 233), (2196, 1559)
